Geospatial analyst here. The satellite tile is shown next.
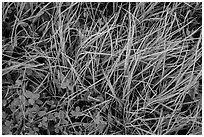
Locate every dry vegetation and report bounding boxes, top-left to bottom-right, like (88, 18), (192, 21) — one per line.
(2, 2), (202, 135)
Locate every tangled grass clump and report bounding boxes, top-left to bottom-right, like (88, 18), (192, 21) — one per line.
(2, 2), (202, 135)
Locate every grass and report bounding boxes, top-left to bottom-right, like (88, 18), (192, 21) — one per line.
(2, 2), (202, 135)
